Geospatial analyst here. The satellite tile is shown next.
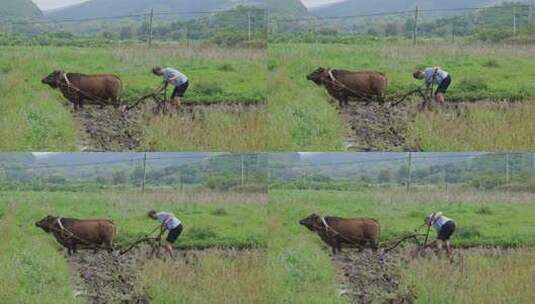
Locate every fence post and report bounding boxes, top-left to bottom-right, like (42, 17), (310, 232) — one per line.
(530, 1), (534, 24)
(185, 23), (190, 48)
(413, 6), (419, 45)
(406, 152), (412, 193)
(505, 153), (510, 185)
(178, 170), (183, 192)
(248, 11), (252, 41)
(513, 5), (517, 39)
(241, 155), (245, 186)
(148, 8), (154, 48)
(141, 152), (147, 192)
(451, 22), (455, 43)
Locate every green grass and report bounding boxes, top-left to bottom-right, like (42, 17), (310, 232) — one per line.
(267, 203), (346, 304)
(0, 45), (266, 151)
(408, 102), (535, 151)
(268, 188), (535, 303)
(0, 190), (266, 303)
(267, 68), (345, 151)
(140, 249), (267, 304)
(268, 41), (535, 151)
(270, 189), (535, 247)
(402, 248), (535, 304)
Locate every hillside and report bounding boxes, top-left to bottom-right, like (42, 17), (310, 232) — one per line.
(312, 0), (504, 17)
(47, 0), (307, 19)
(0, 0), (42, 18)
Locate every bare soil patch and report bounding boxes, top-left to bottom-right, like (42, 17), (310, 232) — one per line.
(72, 102), (263, 151)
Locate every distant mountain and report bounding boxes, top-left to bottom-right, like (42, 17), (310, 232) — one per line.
(311, 0), (505, 17)
(0, 0), (42, 19)
(47, 0), (307, 19)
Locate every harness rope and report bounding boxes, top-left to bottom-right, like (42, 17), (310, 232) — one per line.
(49, 218), (103, 250)
(325, 69), (379, 105)
(58, 73), (110, 106)
(318, 215), (372, 245)
(325, 69), (429, 107)
(119, 224), (163, 256)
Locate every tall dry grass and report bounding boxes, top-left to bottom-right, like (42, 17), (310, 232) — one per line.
(112, 44), (266, 64)
(142, 106), (268, 151)
(106, 189), (268, 207)
(408, 102), (535, 151)
(0, 204), (77, 303)
(402, 248), (535, 303)
(139, 249), (267, 304)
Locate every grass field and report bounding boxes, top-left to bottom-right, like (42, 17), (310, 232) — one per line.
(0, 190), (267, 303)
(268, 41), (535, 151)
(268, 188), (535, 303)
(0, 45), (266, 151)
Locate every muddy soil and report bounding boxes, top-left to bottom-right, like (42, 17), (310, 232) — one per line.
(74, 106), (143, 152)
(333, 248), (416, 304)
(339, 102), (413, 152)
(73, 102), (263, 151)
(65, 246), (260, 304)
(66, 246), (152, 304)
(339, 100), (525, 152)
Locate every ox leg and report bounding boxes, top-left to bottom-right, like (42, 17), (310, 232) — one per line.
(106, 241), (114, 254)
(71, 99), (78, 111)
(336, 238), (342, 254)
(341, 96), (349, 108)
(370, 240), (379, 251)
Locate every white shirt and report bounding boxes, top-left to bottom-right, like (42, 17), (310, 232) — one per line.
(156, 212), (181, 230)
(431, 215), (452, 232)
(424, 67), (449, 87)
(162, 68), (188, 86)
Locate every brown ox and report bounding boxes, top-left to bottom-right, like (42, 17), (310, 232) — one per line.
(35, 215), (116, 255)
(41, 70), (122, 111)
(307, 67), (388, 107)
(299, 213), (380, 254)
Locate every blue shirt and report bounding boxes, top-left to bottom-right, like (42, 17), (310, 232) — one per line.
(162, 68), (188, 87)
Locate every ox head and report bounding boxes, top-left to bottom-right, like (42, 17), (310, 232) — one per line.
(35, 215), (58, 233)
(299, 213), (324, 232)
(41, 70), (64, 88)
(306, 67), (329, 86)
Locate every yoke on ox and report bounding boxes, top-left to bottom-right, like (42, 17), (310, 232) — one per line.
(307, 67), (388, 107)
(299, 213), (380, 255)
(35, 215), (116, 255)
(42, 70), (122, 111)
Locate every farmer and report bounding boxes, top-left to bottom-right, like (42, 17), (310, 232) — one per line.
(424, 212), (456, 257)
(413, 67), (451, 107)
(152, 66), (189, 111)
(148, 210), (183, 257)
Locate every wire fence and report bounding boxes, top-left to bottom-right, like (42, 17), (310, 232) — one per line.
(2, 3), (534, 45)
(269, 152), (535, 192)
(269, 3), (535, 44)
(0, 153), (268, 192)
(0, 7), (268, 47)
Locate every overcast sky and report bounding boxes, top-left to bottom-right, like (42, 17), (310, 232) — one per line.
(33, 0), (345, 10)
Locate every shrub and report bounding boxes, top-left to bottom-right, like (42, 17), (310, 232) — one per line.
(188, 226), (217, 241)
(457, 225), (482, 239)
(212, 208), (228, 216)
(476, 206), (493, 215)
